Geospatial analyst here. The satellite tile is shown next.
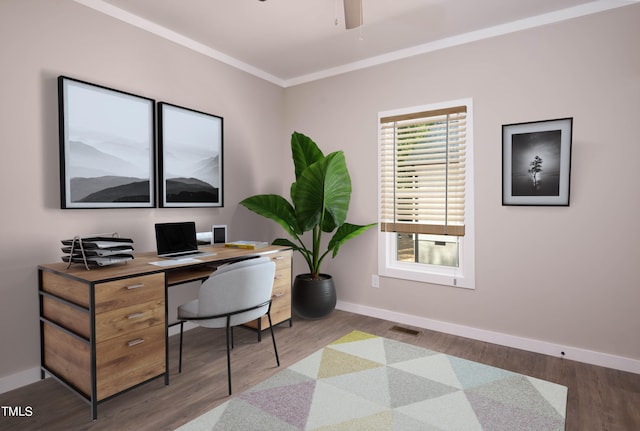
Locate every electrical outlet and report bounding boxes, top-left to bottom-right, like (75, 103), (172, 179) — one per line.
(371, 274), (380, 288)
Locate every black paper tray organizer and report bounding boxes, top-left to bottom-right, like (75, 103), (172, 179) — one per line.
(61, 233), (134, 270)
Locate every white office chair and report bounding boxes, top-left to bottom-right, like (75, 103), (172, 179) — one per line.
(177, 257), (280, 395)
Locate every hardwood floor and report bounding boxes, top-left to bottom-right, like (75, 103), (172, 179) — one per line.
(1, 310), (639, 430)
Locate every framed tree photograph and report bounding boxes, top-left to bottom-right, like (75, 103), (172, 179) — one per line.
(158, 102), (224, 208)
(502, 117), (573, 206)
(58, 76), (155, 209)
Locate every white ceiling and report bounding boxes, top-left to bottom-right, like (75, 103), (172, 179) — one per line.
(77, 0), (636, 87)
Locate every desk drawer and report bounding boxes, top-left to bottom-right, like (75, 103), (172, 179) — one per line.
(273, 267), (290, 291)
(43, 322), (91, 397)
(245, 289), (290, 329)
(269, 251), (291, 270)
(42, 295), (90, 339)
(41, 271), (90, 308)
(269, 287), (291, 324)
(245, 252), (291, 330)
(96, 298), (165, 342)
(95, 273), (164, 313)
(96, 324), (165, 400)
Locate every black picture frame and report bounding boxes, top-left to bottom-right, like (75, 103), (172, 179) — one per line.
(502, 117), (573, 206)
(157, 102), (224, 208)
(58, 76), (156, 209)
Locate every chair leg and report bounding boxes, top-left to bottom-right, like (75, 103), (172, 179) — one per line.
(225, 321), (232, 395)
(178, 321), (184, 373)
(266, 311), (280, 367)
(257, 318), (262, 342)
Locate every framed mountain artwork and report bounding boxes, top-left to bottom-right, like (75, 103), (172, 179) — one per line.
(157, 102), (223, 208)
(58, 76), (155, 209)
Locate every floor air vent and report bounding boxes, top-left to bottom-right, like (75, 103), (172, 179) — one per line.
(390, 325), (421, 336)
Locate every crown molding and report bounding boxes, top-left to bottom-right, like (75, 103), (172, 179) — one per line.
(72, 0), (286, 87)
(73, 0), (636, 88)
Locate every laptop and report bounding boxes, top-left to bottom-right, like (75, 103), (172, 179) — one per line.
(155, 221), (215, 259)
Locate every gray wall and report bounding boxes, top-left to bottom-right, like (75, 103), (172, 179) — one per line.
(0, 0), (286, 386)
(284, 6), (640, 364)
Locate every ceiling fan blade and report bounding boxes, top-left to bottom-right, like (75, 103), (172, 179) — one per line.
(343, 0), (363, 29)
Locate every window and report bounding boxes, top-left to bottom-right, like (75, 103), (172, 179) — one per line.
(378, 99), (475, 289)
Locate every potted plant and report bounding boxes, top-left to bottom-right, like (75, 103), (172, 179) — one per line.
(240, 131), (376, 318)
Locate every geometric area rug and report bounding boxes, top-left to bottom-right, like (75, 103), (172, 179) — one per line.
(175, 330), (568, 430)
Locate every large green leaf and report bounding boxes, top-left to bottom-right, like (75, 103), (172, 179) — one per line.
(272, 237), (312, 267)
(322, 152), (351, 228)
(292, 151), (351, 232)
(321, 209), (337, 233)
(239, 194), (301, 236)
(327, 222), (377, 258)
(291, 132), (324, 180)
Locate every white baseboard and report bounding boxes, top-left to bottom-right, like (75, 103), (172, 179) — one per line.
(336, 300), (640, 375)
(0, 322), (199, 395)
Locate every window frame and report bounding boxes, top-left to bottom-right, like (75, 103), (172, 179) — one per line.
(377, 98), (475, 289)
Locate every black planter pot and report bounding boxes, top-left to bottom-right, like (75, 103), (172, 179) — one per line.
(292, 274), (336, 319)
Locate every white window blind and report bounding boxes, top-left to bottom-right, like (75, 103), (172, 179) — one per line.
(380, 105), (467, 236)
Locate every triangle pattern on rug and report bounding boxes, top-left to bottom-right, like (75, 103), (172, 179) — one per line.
(467, 374), (564, 430)
(210, 398), (300, 431)
(305, 380), (388, 429)
(322, 365), (392, 407)
(288, 349), (324, 379)
(393, 410), (449, 431)
(246, 367), (314, 393)
(309, 409), (395, 431)
(386, 366), (460, 408)
(447, 355), (516, 389)
(330, 330), (380, 345)
(383, 337), (439, 364)
(240, 380), (316, 429)
(466, 390), (566, 430)
(316, 346), (384, 379)
(175, 331), (568, 431)
(328, 336), (388, 364)
(466, 374), (566, 421)
(527, 375), (568, 418)
(391, 353), (464, 389)
(397, 390), (484, 430)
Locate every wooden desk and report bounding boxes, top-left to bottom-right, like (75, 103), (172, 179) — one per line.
(37, 244), (292, 420)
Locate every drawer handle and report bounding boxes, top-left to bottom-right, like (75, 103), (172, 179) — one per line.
(272, 256), (284, 261)
(126, 283), (145, 290)
(127, 312), (145, 320)
(272, 292), (285, 298)
(127, 338), (145, 347)
(274, 275), (284, 280)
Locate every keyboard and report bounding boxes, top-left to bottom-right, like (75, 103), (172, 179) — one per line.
(160, 250), (216, 259)
(162, 251), (204, 258)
